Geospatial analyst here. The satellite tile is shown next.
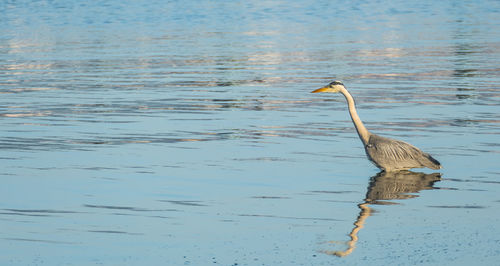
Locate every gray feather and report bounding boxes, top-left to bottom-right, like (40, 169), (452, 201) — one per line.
(365, 134), (441, 171)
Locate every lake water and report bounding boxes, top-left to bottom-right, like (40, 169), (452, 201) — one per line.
(1, 1), (500, 265)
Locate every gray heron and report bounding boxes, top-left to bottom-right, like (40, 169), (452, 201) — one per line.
(312, 81), (441, 172)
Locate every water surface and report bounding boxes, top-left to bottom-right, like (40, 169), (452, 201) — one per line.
(1, 1), (500, 265)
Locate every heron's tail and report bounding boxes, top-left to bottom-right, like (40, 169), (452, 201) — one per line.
(424, 153), (441, 170)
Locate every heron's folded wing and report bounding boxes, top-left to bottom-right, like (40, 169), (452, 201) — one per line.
(367, 136), (421, 161)
(366, 135), (441, 169)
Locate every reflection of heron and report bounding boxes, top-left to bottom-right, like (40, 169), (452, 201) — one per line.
(312, 81), (441, 171)
(324, 171), (441, 257)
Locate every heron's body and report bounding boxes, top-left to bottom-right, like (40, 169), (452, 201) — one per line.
(365, 134), (441, 171)
(312, 81), (441, 172)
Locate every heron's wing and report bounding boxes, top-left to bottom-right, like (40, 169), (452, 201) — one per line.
(366, 134), (441, 170)
(366, 135), (420, 161)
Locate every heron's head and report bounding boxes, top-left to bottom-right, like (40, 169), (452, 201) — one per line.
(311, 81), (345, 93)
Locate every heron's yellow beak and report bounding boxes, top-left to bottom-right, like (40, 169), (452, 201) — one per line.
(311, 87), (330, 93)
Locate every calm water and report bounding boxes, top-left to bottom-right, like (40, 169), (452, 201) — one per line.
(1, 1), (500, 265)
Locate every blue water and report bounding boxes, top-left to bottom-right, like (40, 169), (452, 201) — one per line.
(1, 1), (500, 265)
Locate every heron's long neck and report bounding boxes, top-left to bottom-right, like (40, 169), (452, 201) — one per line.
(339, 87), (370, 145)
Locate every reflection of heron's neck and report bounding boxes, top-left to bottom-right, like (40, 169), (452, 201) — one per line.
(339, 87), (370, 145)
(327, 203), (372, 257)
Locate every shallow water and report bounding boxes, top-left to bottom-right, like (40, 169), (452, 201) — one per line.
(1, 0), (500, 265)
